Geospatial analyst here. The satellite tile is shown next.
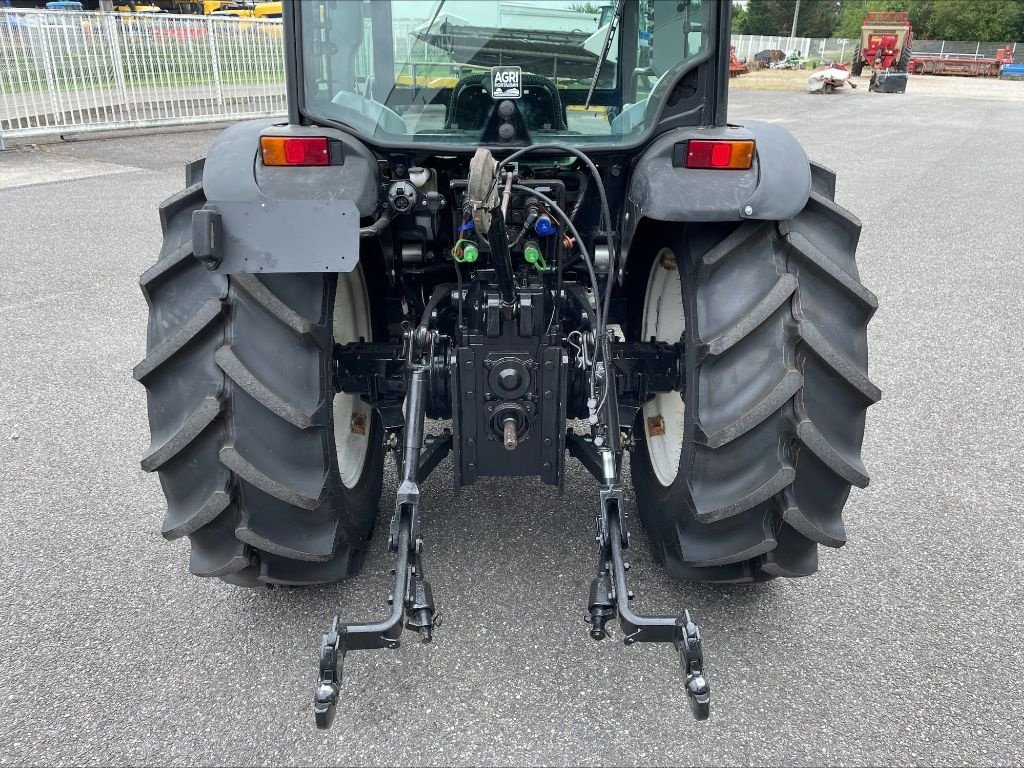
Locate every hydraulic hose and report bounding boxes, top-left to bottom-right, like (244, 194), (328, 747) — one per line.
(511, 184), (601, 340)
(487, 209), (518, 308)
(489, 143), (617, 333)
(359, 213), (392, 239)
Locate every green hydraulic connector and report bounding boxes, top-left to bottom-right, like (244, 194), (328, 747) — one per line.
(453, 239), (479, 263)
(523, 241), (548, 271)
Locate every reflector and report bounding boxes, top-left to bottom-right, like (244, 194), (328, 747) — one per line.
(685, 140), (755, 170)
(260, 136), (330, 167)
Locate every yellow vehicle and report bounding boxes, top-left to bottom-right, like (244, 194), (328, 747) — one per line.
(113, 3), (165, 11)
(252, 1), (281, 18)
(201, 0), (237, 13)
(209, 1), (279, 18)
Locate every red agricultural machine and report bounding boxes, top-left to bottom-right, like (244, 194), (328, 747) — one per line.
(729, 46), (748, 77)
(851, 11), (912, 93)
(851, 11), (912, 76)
(908, 46), (1014, 77)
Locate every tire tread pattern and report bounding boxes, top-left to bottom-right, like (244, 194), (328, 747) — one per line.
(633, 163), (879, 581)
(137, 178), (376, 586)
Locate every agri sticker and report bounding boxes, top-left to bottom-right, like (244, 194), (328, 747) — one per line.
(491, 66), (522, 99)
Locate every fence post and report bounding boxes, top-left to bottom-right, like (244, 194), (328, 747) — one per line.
(939, 40), (945, 58)
(207, 16), (224, 108)
(104, 15), (129, 116)
(37, 20), (64, 126)
(975, 41), (980, 60)
(840, 40), (846, 63)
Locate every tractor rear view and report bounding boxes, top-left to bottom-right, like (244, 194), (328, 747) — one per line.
(852, 10), (912, 93)
(135, 0), (878, 727)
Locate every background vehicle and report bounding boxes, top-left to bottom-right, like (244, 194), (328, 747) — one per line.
(908, 45), (1013, 77)
(851, 10), (912, 77)
(807, 61), (857, 93)
(135, 0), (877, 727)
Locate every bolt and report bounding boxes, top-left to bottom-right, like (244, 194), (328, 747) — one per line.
(743, 205), (754, 216)
(627, 590), (635, 600)
(544, 360), (554, 371)
(467, 437), (476, 447)
(544, 390), (553, 400)
(465, 360), (474, 369)
(542, 461), (552, 471)
(543, 437), (552, 447)
(465, 391), (474, 400)
(468, 463), (476, 472)
(387, 595), (393, 605)
(624, 561), (630, 571)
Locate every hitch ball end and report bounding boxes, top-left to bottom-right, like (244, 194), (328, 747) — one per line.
(313, 683), (338, 730)
(686, 675), (711, 721)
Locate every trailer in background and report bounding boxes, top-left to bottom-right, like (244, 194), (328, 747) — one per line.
(909, 47), (1014, 78)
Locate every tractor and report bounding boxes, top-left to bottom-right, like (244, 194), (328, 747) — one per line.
(135, 0), (878, 727)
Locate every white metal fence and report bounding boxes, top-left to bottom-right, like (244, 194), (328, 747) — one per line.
(731, 33), (1021, 67)
(731, 34), (858, 66)
(909, 39), (1019, 60)
(0, 7), (286, 146)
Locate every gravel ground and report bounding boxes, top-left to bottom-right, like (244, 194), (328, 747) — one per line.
(1, 86), (1023, 766)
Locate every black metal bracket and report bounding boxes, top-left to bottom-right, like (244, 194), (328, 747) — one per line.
(588, 507), (711, 720)
(313, 505), (438, 729)
(583, 331), (710, 720)
(314, 326), (441, 730)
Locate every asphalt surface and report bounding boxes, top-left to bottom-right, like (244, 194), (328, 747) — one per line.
(2, 86), (1023, 766)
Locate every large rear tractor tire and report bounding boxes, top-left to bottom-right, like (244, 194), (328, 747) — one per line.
(135, 172), (384, 586)
(897, 43), (911, 73)
(629, 163), (879, 582)
(851, 48), (864, 77)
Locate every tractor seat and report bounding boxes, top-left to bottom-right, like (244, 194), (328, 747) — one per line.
(445, 73), (567, 131)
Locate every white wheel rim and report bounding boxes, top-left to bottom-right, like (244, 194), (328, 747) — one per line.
(333, 268), (373, 489)
(641, 249), (685, 487)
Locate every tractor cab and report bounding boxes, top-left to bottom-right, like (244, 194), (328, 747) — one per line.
(292, 0), (719, 147)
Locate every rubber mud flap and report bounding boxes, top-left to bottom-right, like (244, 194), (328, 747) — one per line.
(210, 198), (359, 274)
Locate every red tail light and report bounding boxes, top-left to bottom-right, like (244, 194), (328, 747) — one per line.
(685, 140), (755, 170)
(260, 136), (330, 167)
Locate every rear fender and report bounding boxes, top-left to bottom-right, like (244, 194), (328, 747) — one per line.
(621, 121), (810, 269)
(198, 120), (379, 273)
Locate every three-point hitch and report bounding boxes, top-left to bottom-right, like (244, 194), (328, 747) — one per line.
(314, 323), (709, 728)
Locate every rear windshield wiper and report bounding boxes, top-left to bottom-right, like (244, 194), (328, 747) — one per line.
(585, 0), (624, 110)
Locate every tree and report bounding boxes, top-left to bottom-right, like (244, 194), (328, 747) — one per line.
(568, 2), (603, 13)
(926, 0), (1024, 42)
(835, 0), (1022, 42)
(836, 0), (935, 39)
(741, 0), (841, 37)
(732, 1), (750, 33)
